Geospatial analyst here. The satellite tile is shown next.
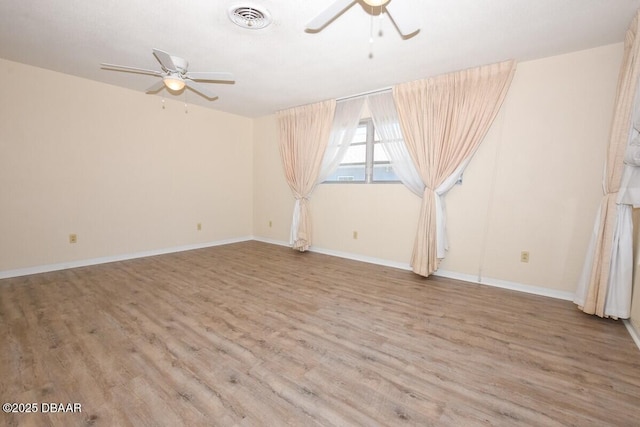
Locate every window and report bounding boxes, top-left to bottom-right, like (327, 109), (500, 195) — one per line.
(324, 119), (400, 183)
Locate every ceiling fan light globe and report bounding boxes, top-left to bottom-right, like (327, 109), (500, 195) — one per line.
(362, 0), (389, 7)
(163, 76), (185, 91)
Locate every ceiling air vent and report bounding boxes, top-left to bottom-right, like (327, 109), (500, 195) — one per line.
(228, 5), (272, 29)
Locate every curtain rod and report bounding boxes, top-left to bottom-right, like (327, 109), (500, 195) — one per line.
(336, 86), (392, 102)
(277, 86), (393, 114)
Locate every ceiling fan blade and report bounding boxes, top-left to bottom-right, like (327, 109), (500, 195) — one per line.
(185, 80), (218, 100)
(100, 63), (163, 76)
(145, 80), (166, 94)
(306, 0), (356, 31)
(152, 49), (177, 72)
(385, 0), (420, 37)
(185, 71), (235, 82)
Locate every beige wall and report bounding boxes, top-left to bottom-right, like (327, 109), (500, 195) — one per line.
(441, 44), (620, 291)
(253, 43), (623, 294)
(253, 115), (295, 242)
(0, 58), (253, 272)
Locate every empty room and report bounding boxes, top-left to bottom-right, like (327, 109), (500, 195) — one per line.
(1, 0), (640, 426)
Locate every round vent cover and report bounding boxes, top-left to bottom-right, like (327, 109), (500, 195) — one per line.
(228, 5), (272, 29)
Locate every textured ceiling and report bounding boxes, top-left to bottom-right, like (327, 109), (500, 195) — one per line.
(0, 0), (639, 118)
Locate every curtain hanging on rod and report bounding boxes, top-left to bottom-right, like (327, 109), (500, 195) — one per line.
(574, 10), (640, 318)
(392, 60), (516, 277)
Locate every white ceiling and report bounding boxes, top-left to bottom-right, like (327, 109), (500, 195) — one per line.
(1, 0), (639, 118)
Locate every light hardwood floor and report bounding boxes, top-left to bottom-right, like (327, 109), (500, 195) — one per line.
(1, 241), (639, 426)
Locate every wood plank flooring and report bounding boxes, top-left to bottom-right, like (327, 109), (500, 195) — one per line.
(1, 240), (639, 426)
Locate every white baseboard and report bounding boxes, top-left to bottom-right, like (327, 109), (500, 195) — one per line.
(295, 243), (575, 301)
(623, 320), (640, 352)
(309, 246), (413, 271)
(0, 236), (253, 279)
(432, 269), (575, 301)
(252, 238), (414, 271)
(251, 236), (290, 248)
(252, 238), (409, 271)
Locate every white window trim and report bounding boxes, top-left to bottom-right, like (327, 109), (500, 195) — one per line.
(324, 118), (400, 184)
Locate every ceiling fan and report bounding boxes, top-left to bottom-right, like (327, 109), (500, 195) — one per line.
(101, 49), (235, 100)
(306, 0), (419, 38)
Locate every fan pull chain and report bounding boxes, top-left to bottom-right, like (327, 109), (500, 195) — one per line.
(162, 97), (165, 110)
(184, 91), (188, 114)
(368, 5), (384, 59)
(369, 5), (374, 58)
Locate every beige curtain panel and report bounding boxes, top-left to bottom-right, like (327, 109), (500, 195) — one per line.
(394, 60), (516, 277)
(277, 100), (336, 251)
(576, 11), (640, 317)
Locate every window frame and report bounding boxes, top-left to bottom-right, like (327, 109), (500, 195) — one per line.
(324, 118), (400, 184)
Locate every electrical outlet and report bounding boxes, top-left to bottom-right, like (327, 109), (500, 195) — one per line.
(353, 231), (358, 239)
(520, 251), (530, 263)
(69, 234), (77, 244)
(197, 223), (202, 231)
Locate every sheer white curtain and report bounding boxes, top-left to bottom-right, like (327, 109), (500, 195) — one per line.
(367, 91), (424, 196)
(607, 98), (640, 318)
(433, 161), (472, 258)
(318, 97), (366, 183)
(576, 88), (640, 318)
(605, 206), (633, 318)
(574, 11), (640, 317)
